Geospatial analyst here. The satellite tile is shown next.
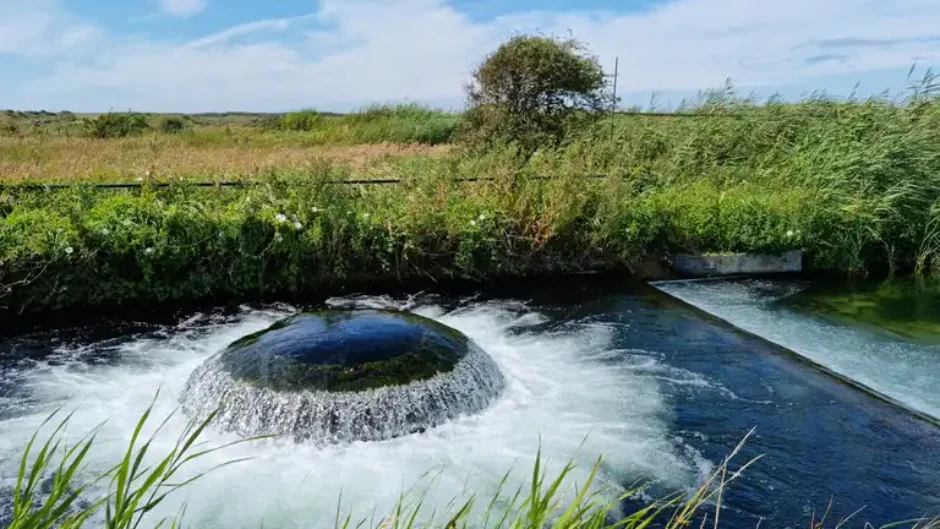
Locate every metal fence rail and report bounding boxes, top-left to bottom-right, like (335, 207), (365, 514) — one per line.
(0, 174), (612, 191)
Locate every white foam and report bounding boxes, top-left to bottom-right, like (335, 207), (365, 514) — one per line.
(654, 279), (940, 421)
(181, 341), (506, 443)
(0, 299), (703, 528)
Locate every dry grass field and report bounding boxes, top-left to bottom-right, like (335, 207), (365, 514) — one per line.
(0, 135), (451, 182)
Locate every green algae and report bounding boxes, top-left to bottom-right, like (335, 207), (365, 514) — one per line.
(784, 277), (940, 342)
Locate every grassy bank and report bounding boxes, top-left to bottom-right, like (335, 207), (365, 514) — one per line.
(0, 160), (807, 314)
(3, 92), (940, 313)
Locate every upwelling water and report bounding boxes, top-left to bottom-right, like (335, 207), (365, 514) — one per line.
(0, 277), (938, 528)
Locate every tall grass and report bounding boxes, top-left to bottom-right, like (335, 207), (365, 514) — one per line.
(527, 80), (940, 274)
(7, 395), (257, 529)
(5, 87), (940, 312)
(274, 104), (460, 145)
(0, 160), (811, 313)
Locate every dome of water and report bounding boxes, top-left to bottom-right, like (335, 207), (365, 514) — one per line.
(180, 309), (506, 443)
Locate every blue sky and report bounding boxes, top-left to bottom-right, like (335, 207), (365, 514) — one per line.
(1, 0), (939, 112)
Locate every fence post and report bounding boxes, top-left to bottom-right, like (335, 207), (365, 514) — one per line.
(610, 57), (619, 141)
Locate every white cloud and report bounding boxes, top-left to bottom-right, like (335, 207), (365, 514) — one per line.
(4, 0), (940, 111)
(186, 16), (311, 48)
(156, 0), (207, 18)
(0, 0), (100, 57)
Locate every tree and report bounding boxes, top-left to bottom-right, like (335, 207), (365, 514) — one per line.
(462, 35), (608, 152)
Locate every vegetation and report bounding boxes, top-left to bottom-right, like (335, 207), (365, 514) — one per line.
(0, 105), (456, 149)
(0, 153), (809, 313)
(0, 106), (455, 182)
(9, 402), (935, 529)
(5, 83), (940, 313)
(160, 117), (186, 134)
(785, 276), (940, 342)
(462, 35), (607, 152)
(7, 399), (256, 529)
(273, 104), (459, 144)
(82, 113), (150, 139)
(1, 36), (940, 315)
(278, 109), (324, 131)
(0, 135), (448, 182)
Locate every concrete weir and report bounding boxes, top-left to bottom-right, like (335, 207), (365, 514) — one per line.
(672, 250), (802, 278)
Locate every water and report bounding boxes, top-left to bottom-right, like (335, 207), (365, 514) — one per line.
(1, 277), (938, 528)
(181, 333), (506, 443)
(784, 277), (940, 343)
(654, 277), (940, 422)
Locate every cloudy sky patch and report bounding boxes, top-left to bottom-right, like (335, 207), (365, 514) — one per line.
(0, 0), (938, 112)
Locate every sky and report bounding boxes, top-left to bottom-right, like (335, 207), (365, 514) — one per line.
(1, 0), (939, 113)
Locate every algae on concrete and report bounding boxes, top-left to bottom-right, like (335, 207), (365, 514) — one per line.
(784, 277), (940, 343)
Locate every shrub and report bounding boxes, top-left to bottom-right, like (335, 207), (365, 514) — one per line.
(82, 112), (150, 138)
(253, 114), (282, 129)
(345, 104), (459, 144)
(462, 35), (608, 152)
(279, 109), (323, 131)
(161, 116), (186, 134)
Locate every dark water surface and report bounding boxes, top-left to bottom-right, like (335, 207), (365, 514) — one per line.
(480, 277), (940, 527)
(655, 277), (940, 426)
(1, 276), (938, 528)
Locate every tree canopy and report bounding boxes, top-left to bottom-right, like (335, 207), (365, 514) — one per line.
(462, 35), (608, 152)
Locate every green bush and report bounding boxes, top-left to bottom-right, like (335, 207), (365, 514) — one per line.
(279, 109), (322, 131)
(82, 112), (150, 138)
(160, 116), (186, 134)
(462, 35), (608, 152)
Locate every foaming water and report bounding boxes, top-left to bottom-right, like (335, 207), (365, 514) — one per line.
(654, 278), (940, 421)
(181, 342), (506, 443)
(0, 297), (701, 528)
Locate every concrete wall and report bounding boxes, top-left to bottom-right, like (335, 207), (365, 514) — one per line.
(672, 250), (802, 278)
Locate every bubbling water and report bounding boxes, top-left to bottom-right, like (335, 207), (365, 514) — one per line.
(0, 297), (704, 529)
(180, 340), (505, 443)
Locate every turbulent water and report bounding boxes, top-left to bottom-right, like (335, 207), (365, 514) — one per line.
(654, 278), (940, 422)
(3, 279), (940, 528)
(181, 340), (506, 443)
(0, 295), (703, 529)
